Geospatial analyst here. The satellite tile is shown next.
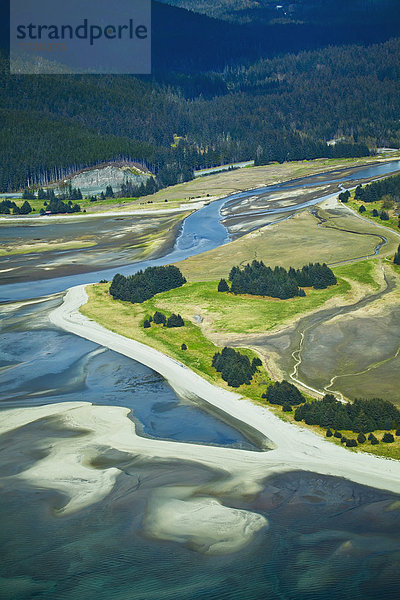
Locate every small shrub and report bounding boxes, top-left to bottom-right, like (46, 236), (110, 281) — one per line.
(341, 436), (347, 444)
(382, 432), (395, 443)
(334, 431), (342, 438)
(326, 429), (333, 438)
(370, 434), (379, 445)
(357, 433), (366, 444)
(181, 343), (187, 350)
(395, 429), (400, 436)
(143, 319), (151, 329)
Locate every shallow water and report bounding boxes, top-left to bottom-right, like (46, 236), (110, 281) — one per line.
(0, 466), (399, 600)
(0, 298), (257, 450)
(2, 160), (400, 302)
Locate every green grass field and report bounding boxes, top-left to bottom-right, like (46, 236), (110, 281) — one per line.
(348, 194), (400, 233)
(81, 283), (272, 403)
(176, 208), (399, 282)
(334, 259), (382, 290)
(81, 261), (399, 459)
(136, 278), (351, 335)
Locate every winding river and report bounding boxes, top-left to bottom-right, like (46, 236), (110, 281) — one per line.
(1, 160), (400, 600)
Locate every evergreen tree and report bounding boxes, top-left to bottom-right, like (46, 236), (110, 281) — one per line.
(19, 201), (32, 214)
(105, 185), (114, 198)
(393, 244), (400, 265)
(22, 189), (35, 200)
(109, 266), (186, 304)
(153, 311), (167, 325)
(218, 278), (230, 292)
(166, 313), (185, 328)
(264, 380), (304, 406)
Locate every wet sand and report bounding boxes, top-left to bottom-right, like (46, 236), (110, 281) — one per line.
(43, 284), (400, 502)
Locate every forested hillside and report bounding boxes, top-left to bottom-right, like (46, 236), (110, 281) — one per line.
(1, 0), (399, 191)
(158, 0), (400, 29)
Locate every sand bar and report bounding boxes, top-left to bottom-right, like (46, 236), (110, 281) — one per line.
(45, 285), (400, 496)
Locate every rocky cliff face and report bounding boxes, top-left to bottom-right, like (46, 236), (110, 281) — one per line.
(65, 164), (151, 195)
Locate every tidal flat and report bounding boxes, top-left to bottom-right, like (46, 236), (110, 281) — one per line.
(1, 441), (400, 600)
(0, 212), (184, 284)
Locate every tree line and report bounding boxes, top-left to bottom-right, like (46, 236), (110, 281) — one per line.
(2, 36), (400, 191)
(355, 173), (400, 204)
(263, 380), (400, 445)
(0, 199), (32, 215)
(212, 346), (262, 387)
(109, 266), (186, 304)
(294, 393), (400, 434)
(218, 260), (337, 300)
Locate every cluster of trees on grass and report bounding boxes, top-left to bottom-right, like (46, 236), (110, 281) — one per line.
(355, 173), (400, 204)
(394, 244), (400, 265)
(219, 260), (337, 299)
(358, 204), (391, 221)
(294, 394), (400, 433)
(144, 311), (185, 328)
(326, 428), (398, 447)
(0, 199), (32, 215)
(40, 199), (81, 215)
(261, 379), (400, 447)
(0, 184), (84, 215)
(339, 190), (350, 203)
(212, 347), (262, 387)
(261, 380), (305, 411)
(109, 266), (186, 304)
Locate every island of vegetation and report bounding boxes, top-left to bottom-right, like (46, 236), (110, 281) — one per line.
(82, 252), (400, 460)
(109, 266), (186, 304)
(212, 347), (262, 387)
(218, 260), (337, 300)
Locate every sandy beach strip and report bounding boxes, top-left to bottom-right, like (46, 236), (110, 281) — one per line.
(44, 284), (400, 496)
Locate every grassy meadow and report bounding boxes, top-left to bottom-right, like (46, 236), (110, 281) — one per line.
(81, 283), (272, 403)
(81, 257), (399, 459)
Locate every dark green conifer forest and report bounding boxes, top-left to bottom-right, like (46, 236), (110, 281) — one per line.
(1, 0), (399, 191)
